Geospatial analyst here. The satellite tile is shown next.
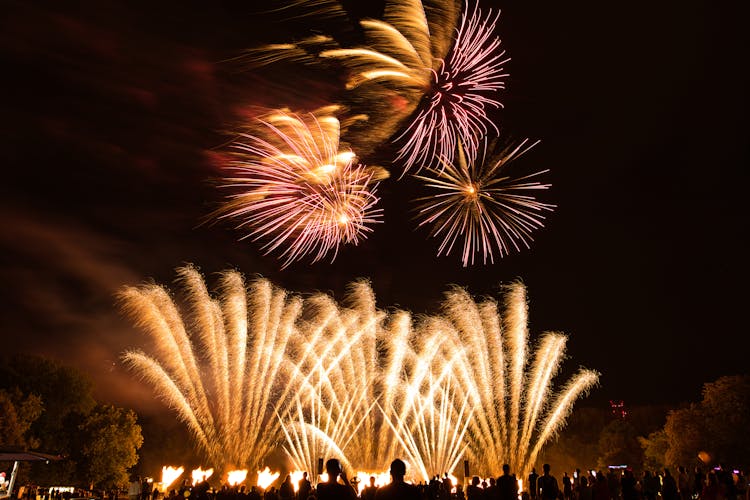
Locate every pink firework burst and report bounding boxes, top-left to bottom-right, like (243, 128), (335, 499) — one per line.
(214, 112), (382, 269)
(414, 139), (554, 267)
(395, 2), (509, 174)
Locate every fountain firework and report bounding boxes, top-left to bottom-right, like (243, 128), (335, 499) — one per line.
(120, 265), (304, 468)
(121, 267), (597, 477)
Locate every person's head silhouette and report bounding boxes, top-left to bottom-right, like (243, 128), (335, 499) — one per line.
(390, 459), (407, 482)
(325, 459), (343, 481)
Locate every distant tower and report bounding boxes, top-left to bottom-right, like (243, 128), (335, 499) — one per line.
(609, 400), (627, 419)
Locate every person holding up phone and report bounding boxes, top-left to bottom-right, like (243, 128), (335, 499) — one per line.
(317, 459), (357, 500)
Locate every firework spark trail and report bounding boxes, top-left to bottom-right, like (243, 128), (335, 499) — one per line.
(213, 111), (381, 269)
(383, 351), (474, 481)
(317, 0), (507, 174)
(122, 268), (598, 477)
(516, 333), (567, 465)
(504, 282), (528, 471)
(526, 369), (600, 469)
(176, 268), (231, 451)
(440, 289), (508, 460)
(241, 1), (511, 176)
(395, 2), (509, 173)
(279, 283), (401, 474)
(121, 266), (305, 469)
(435, 282), (600, 477)
(415, 139), (554, 266)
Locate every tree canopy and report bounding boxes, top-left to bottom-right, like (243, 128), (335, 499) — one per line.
(0, 355), (142, 488)
(661, 375), (750, 468)
(74, 404), (143, 488)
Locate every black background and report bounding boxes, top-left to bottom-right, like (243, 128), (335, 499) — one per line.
(1, 0), (747, 415)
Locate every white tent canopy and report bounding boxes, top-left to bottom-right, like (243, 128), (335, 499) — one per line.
(0, 450), (62, 499)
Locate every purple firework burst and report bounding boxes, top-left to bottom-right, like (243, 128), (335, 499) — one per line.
(395, 2), (509, 175)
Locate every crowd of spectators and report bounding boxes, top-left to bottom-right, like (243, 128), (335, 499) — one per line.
(13, 461), (748, 500)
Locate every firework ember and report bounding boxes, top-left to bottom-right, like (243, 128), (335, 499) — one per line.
(395, 2), (508, 173)
(213, 110), (381, 268)
(414, 139), (554, 266)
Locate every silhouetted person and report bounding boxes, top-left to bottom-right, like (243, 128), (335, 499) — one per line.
(438, 477), (451, 500)
(280, 476), (295, 500)
(486, 478), (498, 500)
(620, 471), (637, 500)
(498, 465), (518, 500)
(691, 468), (704, 499)
(702, 473), (720, 500)
(298, 473), (312, 500)
(676, 467), (690, 500)
(362, 477), (378, 500)
(578, 477), (592, 500)
(317, 459), (356, 500)
(563, 473), (572, 500)
(718, 464), (737, 500)
(467, 477), (483, 500)
(538, 465), (559, 500)
(375, 459), (420, 500)
(592, 474), (608, 500)
(266, 486), (280, 500)
(528, 470), (539, 500)
(662, 469), (678, 500)
(605, 470), (620, 500)
(641, 471), (658, 500)
(194, 476), (210, 500)
(141, 480), (152, 500)
(428, 477), (441, 500)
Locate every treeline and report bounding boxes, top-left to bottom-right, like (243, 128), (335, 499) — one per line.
(541, 375), (750, 472)
(0, 355), (143, 489)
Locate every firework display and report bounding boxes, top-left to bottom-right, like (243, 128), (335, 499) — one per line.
(212, 0), (548, 267)
(393, 2), (508, 173)
(212, 109), (382, 268)
(121, 267), (598, 478)
(414, 139), (554, 266)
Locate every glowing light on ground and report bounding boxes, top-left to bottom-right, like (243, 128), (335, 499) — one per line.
(354, 471), (391, 495)
(123, 268), (598, 478)
(161, 466), (184, 490)
(256, 467), (279, 489)
(414, 140), (554, 266)
(290, 471), (305, 492)
(191, 468), (213, 486)
(227, 470), (248, 487)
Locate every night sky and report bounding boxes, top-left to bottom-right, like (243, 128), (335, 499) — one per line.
(1, 0), (747, 418)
